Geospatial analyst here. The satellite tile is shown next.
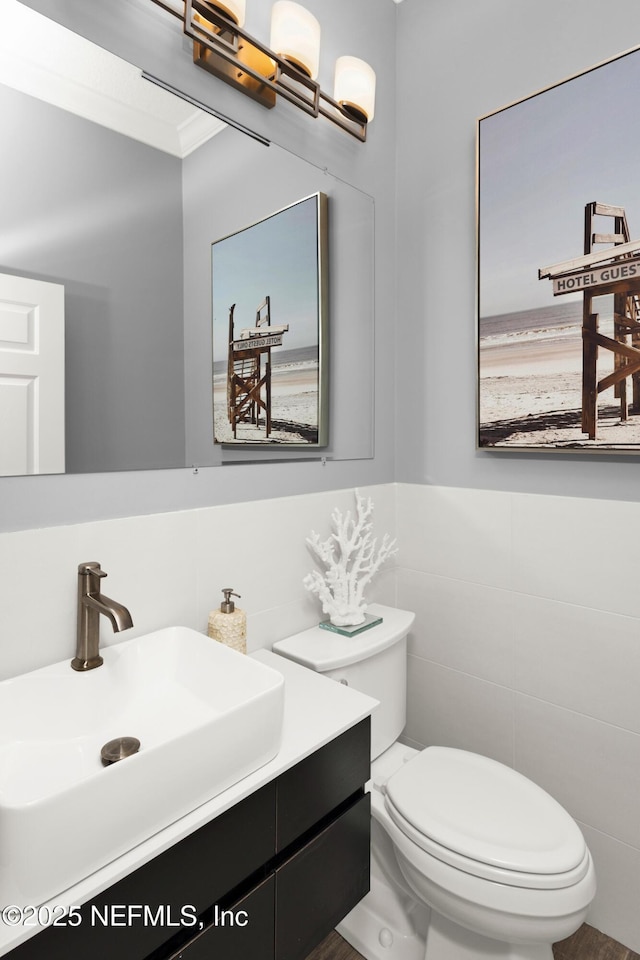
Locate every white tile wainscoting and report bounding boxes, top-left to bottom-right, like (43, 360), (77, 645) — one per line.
(397, 483), (640, 953)
(0, 484), (397, 682)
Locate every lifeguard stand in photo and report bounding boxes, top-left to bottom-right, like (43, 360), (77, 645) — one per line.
(226, 296), (289, 439)
(539, 201), (640, 439)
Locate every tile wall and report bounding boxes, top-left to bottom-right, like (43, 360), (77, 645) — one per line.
(0, 484), (396, 682)
(397, 483), (640, 952)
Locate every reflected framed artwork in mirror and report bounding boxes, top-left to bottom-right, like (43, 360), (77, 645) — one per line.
(478, 43), (640, 453)
(212, 192), (328, 447)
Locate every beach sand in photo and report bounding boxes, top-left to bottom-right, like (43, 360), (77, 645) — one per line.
(213, 357), (319, 444)
(479, 310), (640, 448)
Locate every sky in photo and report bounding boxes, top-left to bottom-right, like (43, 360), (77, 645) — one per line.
(212, 195), (320, 359)
(479, 47), (640, 319)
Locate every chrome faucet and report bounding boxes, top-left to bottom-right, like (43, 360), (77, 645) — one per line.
(72, 562), (133, 671)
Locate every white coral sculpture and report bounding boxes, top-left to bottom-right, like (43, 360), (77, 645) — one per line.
(303, 491), (398, 626)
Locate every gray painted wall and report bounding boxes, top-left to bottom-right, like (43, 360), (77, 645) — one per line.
(2, 0), (396, 532)
(0, 83), (185, 472)
(396, 0), (640, 501)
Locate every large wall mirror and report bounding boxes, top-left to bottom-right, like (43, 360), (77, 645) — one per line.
(0, 2), (374, 476)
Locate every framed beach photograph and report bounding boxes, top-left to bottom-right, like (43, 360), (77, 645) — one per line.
(477, 44), (640, 452)
(211, 192), (328, 447)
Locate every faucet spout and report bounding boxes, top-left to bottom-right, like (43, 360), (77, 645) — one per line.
(82, 593), (134, 633)
(72, 562), (133, 671)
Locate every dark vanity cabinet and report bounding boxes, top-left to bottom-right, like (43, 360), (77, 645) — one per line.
(7, 718), (371, 960)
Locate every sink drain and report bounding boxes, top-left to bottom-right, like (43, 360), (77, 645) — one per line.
(101, 737), (141, 766)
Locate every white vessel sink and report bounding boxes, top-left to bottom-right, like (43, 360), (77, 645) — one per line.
(0, 626), (284, 905)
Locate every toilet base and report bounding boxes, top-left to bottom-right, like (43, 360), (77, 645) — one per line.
(337, 888), (426, 960)
(423, 911), (552, 960)
(338, 899), (552, 960)
(337, 793), (557, 960)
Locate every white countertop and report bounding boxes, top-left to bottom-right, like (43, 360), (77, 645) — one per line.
(0, 651), (378, 956)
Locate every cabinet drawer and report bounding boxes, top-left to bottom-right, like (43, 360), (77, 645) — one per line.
(275, 792), (371, 960)
(276, 718), (370, 851)
(166, 876), (275, 960)
(7, 781), (276, 960)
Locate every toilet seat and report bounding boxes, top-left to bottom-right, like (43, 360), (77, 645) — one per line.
(385, 746), (588, 891)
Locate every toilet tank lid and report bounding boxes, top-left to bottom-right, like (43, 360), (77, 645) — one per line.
(272, 604), (415, 671)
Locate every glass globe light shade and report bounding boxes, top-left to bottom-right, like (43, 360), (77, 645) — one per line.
(270, 1), (321, 80)
(334, 55), (376, 123)
(209, 0), (246, 27)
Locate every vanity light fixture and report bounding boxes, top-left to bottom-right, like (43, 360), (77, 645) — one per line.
(148, 0), (376, 141)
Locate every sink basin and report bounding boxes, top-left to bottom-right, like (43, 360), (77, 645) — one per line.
(0, 626), (284, 905)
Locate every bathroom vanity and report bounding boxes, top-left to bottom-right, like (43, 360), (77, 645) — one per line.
(0, 653), (376, 960)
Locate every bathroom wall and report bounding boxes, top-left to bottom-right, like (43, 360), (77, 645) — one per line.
(392, 3), (640, 949)
(0, 483), (396, 680)
(395, 0), (640, 501)
(397, 482), (640, 951)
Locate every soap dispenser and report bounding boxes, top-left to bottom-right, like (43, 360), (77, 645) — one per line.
(207, 588), (247, 654)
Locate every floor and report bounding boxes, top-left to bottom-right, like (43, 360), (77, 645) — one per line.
(554, 925), (640, 960)
(306, 925), (640, 960)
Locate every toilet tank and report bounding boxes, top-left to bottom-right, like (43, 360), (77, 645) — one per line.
(272, 604), (415, 760)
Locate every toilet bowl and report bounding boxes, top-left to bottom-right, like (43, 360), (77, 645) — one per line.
(273, 605), (596, 960)
(357, 742), (595, 959)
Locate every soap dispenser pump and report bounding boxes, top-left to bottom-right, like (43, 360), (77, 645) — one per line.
(207, 588), (247, 654)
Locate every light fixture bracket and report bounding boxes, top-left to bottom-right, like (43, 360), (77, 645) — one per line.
(148, 0), (368, 141)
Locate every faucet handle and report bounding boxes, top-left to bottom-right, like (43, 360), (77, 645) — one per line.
(78, 562), (107, 578)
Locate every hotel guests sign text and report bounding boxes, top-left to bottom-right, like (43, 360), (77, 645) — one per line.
(553, 260), (640, 295)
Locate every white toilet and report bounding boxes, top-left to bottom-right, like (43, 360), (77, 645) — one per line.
(273, 604), (596, 960)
